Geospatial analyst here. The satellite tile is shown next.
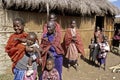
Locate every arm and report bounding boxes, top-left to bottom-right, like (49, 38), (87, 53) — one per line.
(14, 38), (27, 43)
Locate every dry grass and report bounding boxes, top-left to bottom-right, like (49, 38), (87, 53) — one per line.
(0, 66), (13, 80)
(0, 73), (13, 80)
(2, 0), (120, 15)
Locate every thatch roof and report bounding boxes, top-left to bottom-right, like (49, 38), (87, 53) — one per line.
(2, 0), (120, 16)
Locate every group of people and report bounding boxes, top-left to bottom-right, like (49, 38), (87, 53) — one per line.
(89, 26), (110, 70)
(5, 13), (85, 80)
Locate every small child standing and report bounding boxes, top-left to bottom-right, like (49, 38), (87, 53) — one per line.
(15, 32), (42, 76)
(89, 38), (102, 66)
(98, 36), (110, 70)
(42, 57), (60, 80)
(89, 38), (95, 61)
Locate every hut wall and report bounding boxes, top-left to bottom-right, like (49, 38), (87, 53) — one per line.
(0, 10), (96, 74)
(104, 16), (114, 45)
(58, 15), (95, 50)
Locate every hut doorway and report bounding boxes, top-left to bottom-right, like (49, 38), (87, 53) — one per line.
(95, 16), (104, 30)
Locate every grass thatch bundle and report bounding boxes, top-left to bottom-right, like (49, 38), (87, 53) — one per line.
(2, 0), (120, 15)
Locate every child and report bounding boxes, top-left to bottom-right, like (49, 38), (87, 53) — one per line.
(15, 32), (42, 76)
(42, 57), (60, 80)
(89, 38), (95, 61)
(98, 36), (110, 70)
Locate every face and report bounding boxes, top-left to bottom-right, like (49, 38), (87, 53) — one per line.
(26, 35), (36, 46)
(96, 27), (100, 31)
(91, 40), (94, 43)
(49, 14), (56, 21)
(71, 20), (76, 28)
(46, 60), (54, 71)
(47, 22), (55, 34)
(13, 21), (24, 34)
(102, 28), (104, 32)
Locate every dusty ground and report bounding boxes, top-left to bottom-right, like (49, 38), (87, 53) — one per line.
(0, 52), (119, 80)
(62, 52), (120, 80)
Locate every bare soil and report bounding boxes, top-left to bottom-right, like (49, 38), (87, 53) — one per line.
(0, 52), (120, 80)
(62, 52), (120, 80)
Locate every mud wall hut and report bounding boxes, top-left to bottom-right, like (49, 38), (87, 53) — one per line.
(0, 0), (120, 74)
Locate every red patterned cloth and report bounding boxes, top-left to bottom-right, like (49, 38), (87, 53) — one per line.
(5, 32), (28, 71)
(42, 68), (60, 80)
(40, 33), (64, 71)
(62, 28), (85, 56)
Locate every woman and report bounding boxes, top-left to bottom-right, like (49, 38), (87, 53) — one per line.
(94, 26), (104, 43)
(62, 20), (85, 70)
(5, 18), (37, 80)
(40, 21), (64, 80)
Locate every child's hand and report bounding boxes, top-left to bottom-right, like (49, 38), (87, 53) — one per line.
(72, 36), (76, 42)
(38, 58), (42, 65)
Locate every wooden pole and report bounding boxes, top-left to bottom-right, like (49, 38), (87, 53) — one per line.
(46, 3), (49, 22)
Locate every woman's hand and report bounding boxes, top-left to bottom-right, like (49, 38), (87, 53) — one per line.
(72, 36), (76, 42)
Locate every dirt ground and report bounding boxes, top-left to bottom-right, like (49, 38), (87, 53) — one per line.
(0, 52), (119, 80)
(62, 52), (120, 80)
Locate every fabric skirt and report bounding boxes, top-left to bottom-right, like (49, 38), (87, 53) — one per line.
(13, 68), (37, 80)
(65, 43), (78, 61)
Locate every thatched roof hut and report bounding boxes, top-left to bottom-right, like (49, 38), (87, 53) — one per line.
(2, 0), (120, 15)
(0, 0), (120, 56)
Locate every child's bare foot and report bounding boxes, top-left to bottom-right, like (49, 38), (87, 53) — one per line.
(74, 64), (78, 71)
(67, 64), (70, 71)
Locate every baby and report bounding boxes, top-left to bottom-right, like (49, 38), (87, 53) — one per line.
(15, 32), (42, 76)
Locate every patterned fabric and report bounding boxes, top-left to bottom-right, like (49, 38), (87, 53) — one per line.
(13, 68), (37, 80)
(98, 42), (110, 64)
(63, 28), (85, 56)
(40, 33), (63, 80)
(65, 43), (78, 61)
(24, 70), (37, 80)
(42, 68), (60, 80)
(13, 68), (25, 80)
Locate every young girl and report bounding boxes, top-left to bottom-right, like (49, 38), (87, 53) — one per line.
(98, 36), (110, 70)
(42, 58), (60, 80)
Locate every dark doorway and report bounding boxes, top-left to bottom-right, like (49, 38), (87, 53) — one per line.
(95, 16), (104, 31)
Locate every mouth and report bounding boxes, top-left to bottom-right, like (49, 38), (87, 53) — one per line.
(15, 29), (22, 33)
